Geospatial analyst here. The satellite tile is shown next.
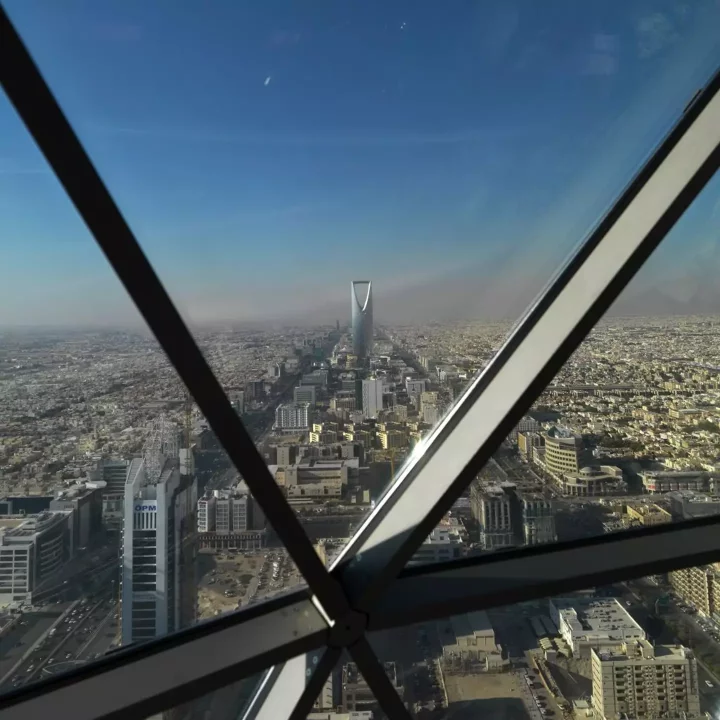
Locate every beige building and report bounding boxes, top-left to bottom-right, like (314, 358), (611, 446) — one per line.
(626, 503), (672, 526)
(559, 465), (625, 497)
(669, 563), (720, 617)
(591, 641), (701, 720)
(272, 458), (359, 498)
(544, 432), (583, 477)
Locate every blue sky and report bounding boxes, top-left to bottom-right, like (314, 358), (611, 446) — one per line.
(1, 0), (719, 326)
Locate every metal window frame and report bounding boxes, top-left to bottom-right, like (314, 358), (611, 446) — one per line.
(370, 515), (720, 631)
(0, 590), (328, 720)
(330, 67), (720, 611)
(2, 5), (720, 720)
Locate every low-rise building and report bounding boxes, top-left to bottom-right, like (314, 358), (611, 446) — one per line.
(550, 597), (645, 659)
(408, 521), (464, 566)
(559, 465), (626, 497)
(274, 458), (359, 499)
(625, 503), (672, 527)
(639, 469), (710, 493)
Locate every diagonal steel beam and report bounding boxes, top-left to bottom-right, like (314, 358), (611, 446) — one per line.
(0, 591), (328, 720)
(0, 4), (349, 622)
(370, 515), (720, 630)
(330, 67), (720, 612)
(349, 635), (414, 720)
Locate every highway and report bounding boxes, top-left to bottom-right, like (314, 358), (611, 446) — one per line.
(0, 592), (118, 693)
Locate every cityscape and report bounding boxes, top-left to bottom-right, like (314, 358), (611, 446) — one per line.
(0, 279), (719, 720)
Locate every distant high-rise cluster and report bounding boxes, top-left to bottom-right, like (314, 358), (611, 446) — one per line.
(350, 280), (373, 359)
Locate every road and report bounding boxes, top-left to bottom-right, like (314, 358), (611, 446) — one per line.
(622, 579), (720, 714)
(0, 604), (70, 682)
(1, 593), (117, 693)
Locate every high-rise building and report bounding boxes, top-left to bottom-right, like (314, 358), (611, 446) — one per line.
(89, 458), (129, 530)
(122, 419), (197, 646)
(471, 484), (555, 550)
(50, 482), (103, 549)
(350, 281), (373, 359)
(274, 402), (311, 431)
(520, 493), (556, 545)
(591, 641), (701, 720)
(361, 378), (384, 420)
(473, 485), (516, 551)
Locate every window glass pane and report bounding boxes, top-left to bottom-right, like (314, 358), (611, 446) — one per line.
(401, 167), (720, 569)
(313, 658), (391, 719)
(0, 92), (301, 695)
(4, 0), (720, 541)
(371, 568), (720, 719)
(141, 672), (264, 720)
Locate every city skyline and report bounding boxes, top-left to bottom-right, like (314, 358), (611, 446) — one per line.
(2, 2), (720, 718)
(1, 0), (720, 326)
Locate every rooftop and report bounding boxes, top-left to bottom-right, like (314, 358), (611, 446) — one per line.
(552, 597), (644, 642)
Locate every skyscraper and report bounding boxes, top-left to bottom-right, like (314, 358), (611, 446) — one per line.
(350, 280), (373, 359)
(122, 418), (197, 646)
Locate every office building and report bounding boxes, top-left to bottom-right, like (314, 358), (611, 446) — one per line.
(559, 465), (626, 497)
(350, 281), (373, 359)
(408, 522), (464, 566)
(361, 378), (384, 420)
(294, 385), (317, 406)
(550, 597), (645, 659)
(272, 458), (359, 499)
(422, 403), (441, 426)
(50, 482), (103, 549)
(668, 491), (720, 520)
(470, 483), (555, 550)
(89, 458), (130, 529)
(639, 469), (710, 493)
(518, 431), (544, 461)
(405, 378), (427, 404)
(591, 641), (701, 720)
(509, 415), (541, 442)
(544, 429), (584, 477)
(520, 492), (557, 545)
(625, 503), (672, 527)
(0, 510), (74, 605)
(197, 489), (255, 533)
(274, 403), (311, 431)
(122, 420), (197, 645)
(473, 484), (516, 551)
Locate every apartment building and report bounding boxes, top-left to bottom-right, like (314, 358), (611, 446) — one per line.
(591, 640), (701, 720)
(669, 563), (720, 618)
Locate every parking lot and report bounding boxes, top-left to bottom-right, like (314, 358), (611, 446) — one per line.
(197, 548), (304, 620)
(443, 671), (538, 720)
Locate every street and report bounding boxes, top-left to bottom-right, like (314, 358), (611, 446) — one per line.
(0, 592), (118, 693)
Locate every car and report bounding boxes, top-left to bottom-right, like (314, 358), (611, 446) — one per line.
(706, 680), (714, 688)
